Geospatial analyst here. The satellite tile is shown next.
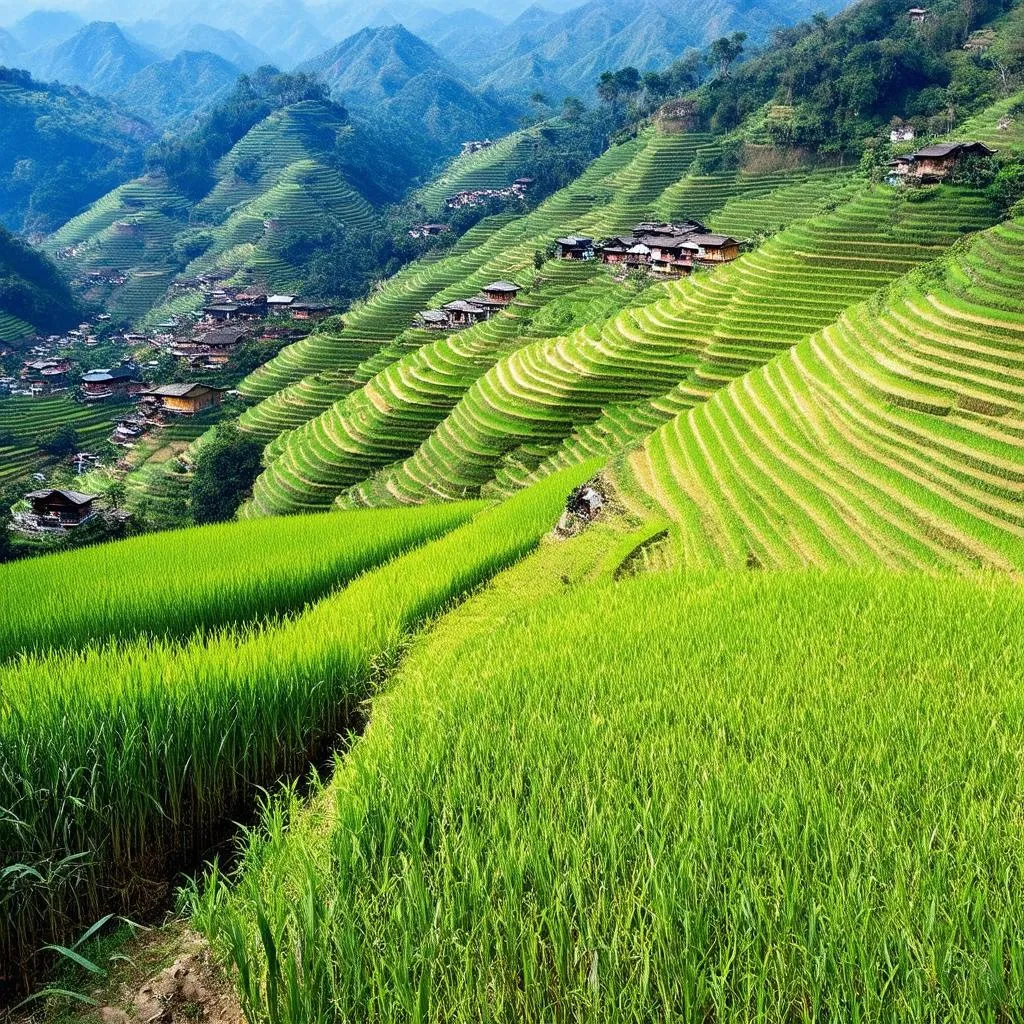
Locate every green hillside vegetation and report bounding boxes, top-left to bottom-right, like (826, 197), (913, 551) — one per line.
(44, 84), (382, 327)
(114, 50), (243, 127)
(0, 67), (151, 234)
(0, 466), (591, 984)
(195, 555), (1024, 1022)
(0, 226), (81, 338)
(0, 395), (127, 486)
(621, 212), (1024, 571)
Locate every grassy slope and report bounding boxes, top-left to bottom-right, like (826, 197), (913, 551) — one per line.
(195, 522), (1024, 1022)
(619, 213), (1024, 571)
(42, 101), (377, 327)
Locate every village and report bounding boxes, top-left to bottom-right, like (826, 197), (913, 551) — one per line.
(414, 218), (743, 331)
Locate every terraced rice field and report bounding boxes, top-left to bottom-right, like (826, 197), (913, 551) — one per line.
(622, 214), (1024, 571)
(0, 395), (128, 485)
(416, 126), (562, 214)
(244, 128), (867, 515)
(362, 184), (997, 505)
(193, 532), (1024, 1023)
(0, 464), (593, 984)
(42, 101), (380, 327)
(0, 310), (34, 342)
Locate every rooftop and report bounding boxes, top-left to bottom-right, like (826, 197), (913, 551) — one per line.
(25, 488), (97, 505)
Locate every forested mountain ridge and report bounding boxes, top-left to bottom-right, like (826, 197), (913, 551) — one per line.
(0, 67), (152, 235)
(35, 20), (159, 95)
(0, 224), (81, 341)
(115, 50), (244, 126)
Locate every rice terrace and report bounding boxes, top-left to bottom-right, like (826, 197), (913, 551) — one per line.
(3, 0), (1024, 1020)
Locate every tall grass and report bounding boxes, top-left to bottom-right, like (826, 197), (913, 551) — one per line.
(196, 567), (1024, 1022)
(0, 506), (475, 663)
(0, 464), (594, 988)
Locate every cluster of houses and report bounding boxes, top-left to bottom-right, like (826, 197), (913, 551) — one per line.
(461, 140), (495, 155)
(4, 319), (109, 396)
(445, 178), (534, 211)
(408, 223), (451, 240)
(416, 281), (522, 330)
(887, 140), (995, 185)
(200, 288), (334, 324)
(555, 221), (742, 276)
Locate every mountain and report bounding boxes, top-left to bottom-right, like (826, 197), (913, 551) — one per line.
(0, 223), (80, 340)
(7, 8), (83, 51)
(127, 21), (271, 71)
(440, 0), (853, 99)
(38, 21), (159, 94)
(300, 25), (465, 106)
(0, 28), (23, 65)
(0, 67), (152, 234)
(417, 9), (505, 54)
(116, 50), (243, 125)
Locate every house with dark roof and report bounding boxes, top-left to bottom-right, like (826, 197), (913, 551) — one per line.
(480, 281), (521, 304)
(81, 365), (142, 400)
(555, 236), (595, 260)
(442, 299), (491, 326)
(24, 488), (98, 527)
(905, 141), (995, 181)
(140, 383), (227, 415)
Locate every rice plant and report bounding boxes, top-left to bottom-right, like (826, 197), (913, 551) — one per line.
(194, 565), (1024, 1023)
(0, 504), (473, 663)
(0, 463), (595, 988)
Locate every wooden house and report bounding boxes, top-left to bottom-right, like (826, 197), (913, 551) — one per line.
(689, 233), (741, 263)
(908, 6), (928, 23)
(442, 299), (490, 326)
(267, 295), (295, 313)
(555, 236), (595, 260)
(480, 281), (521, 305)
(290, 302), (333, 321)
(204, 303), (240, 322)
(647, 235), (699, 276)
(81, 365), (143, 400)
(905, 141), (995, 181)
(25, 488), (98, 527)
(141, 382), (227, 415)
(416, 309), (451, 330)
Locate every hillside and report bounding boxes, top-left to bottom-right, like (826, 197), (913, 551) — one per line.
(8, 0), (1024, 1015)
(35, 21), (159, 95)
(439, 0), (851, 99)
(0, 67), (152, 234)
(0, 224), (81, 341)
(115, 50), (243, 126)
(300, 25), (518, 172)
(43, 79), (381, 326)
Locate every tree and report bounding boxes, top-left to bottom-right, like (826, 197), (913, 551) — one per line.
(561, 95), (585, 121)
(106, 481), (126, 511)
(189, 420), (263, 524)
(709, 32), (747, 78)
(41, 424), (78, 458)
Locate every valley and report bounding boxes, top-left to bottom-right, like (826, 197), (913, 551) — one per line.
(3, 0), (1024, 1019)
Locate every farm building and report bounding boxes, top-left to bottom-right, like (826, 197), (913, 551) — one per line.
(903, 141), (995, 182)
(555, 236), (595, 260)
(443, 299), (490, 326)
(204, 303), (240, 322)
(909, 7), (928, 23)
(290, 302), (333, 321)
(267, 295), (295, 312)
(81, 365), (143, 400)
(480, 281), (521, 305)
(689, 233), (742, 263)
(140, 383), (227, 415)
(24, 488), (98, 527)
(890, 123), (916, 143)
(409, 223), (450, 239)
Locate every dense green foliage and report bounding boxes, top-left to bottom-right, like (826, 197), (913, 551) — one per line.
(0, 224), (81, 333)
(0, 464), (590, 985)
(695, 0), (1024, 150)
(145, 68), (337, 202)
(195, 562), (1024, 1022)
(0, 67), (151, 234)
(189, 420), (264, 524)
